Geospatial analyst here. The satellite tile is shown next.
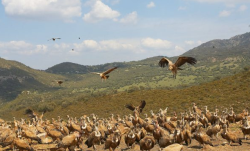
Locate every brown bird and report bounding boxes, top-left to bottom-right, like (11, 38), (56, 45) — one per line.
(242, 117), (250, 140)
(221, 124), (242, 146)
(24, 109), (38, 120)
(125, 129), (136, 148)
(140, 136), (155, 151)
(193, 125), (213, 147)
(56, 80), (63, 86)
(159, 56), (197, 79)
(48, 38), (61, 41)
(14, 138), (34, 151)
(125, 100), (146, 114)
(104, 131), (121, 151)
(58, 131), (80, 150)
(90, 67), (118, 82)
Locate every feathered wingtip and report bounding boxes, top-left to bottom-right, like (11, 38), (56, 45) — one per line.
(25, 109), (33, 115)
(189, 57), (197, 65)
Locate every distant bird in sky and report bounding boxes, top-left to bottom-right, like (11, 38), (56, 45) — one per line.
(48, 38), (61, 41)
(90, 67), (118, 82)
(79, 37), (80, 39)
(72, 49), (74, 51)
(159, 56), (197, 79)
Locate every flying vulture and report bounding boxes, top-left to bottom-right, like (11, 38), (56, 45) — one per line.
(125, 100), (146, 114)
(158, 56), (197, 79)
(48, 38), (61, 41)
(90, 67), (118, 82)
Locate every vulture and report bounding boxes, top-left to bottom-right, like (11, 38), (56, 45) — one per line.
(48, 38), (61, 41)
(125, 100), (146, 114)
(90, 67), (118, 81)
(53, 80), (63, 86)
(158, 56), (197, 79)
(25, 109), (37, 119)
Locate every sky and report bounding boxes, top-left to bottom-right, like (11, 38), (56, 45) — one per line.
(0, 0), (250, 70)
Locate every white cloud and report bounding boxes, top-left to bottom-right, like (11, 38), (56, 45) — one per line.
(219, 10), (231, 17)
(178, 6), (187, 10)
(190, 0), (250, 3)
(0, 41), (47, 55)
(141, 38), (172, 49)
(175, 46), (185, 53)
(2, 0), (81, 22)
(239, 5), (247, 11)
(83, 0), (120, 23)
(185, 41), (195, 45)
(147, 2), (155, 8)
(120, 11), (137, 24)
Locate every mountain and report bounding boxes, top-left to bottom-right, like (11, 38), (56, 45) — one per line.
(1, 68), (249, 120)
(1, 32), (250, 104)
(0, 58), (64, 102)
(46, 62), (128, 74)
(183, 32), (250, 60)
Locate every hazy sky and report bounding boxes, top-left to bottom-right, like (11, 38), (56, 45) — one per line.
(0, 0), (250, 69)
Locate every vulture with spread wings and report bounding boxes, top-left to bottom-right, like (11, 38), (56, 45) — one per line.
(125, 100), (146, 114)
(25, 109), (38, 119)
(159, 56), (197, 79)
(90, 67), (118, 82)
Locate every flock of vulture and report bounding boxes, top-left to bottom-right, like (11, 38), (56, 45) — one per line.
(0, 101), (250, 151)
(55, 56), (197, 85)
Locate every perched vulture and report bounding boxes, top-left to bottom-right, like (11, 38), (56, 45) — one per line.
(48, 38), (61, 41)
(90, 67), (118, 81)
(159, 56), (197, 79)
(125, 100), (146, 114)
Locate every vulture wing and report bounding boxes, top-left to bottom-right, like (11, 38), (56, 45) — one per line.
(139, 100), (146, 113)
(158, 58), (173, 68)
(174, 57), (197, 67)
(125, 104), (136, 111)
(25, 109), (36, 118)
(103, 67), (118, 75)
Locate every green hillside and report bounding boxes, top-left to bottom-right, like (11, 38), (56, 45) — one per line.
(0, 68), (249, 120)
(0, 58), (64, 101)
(0, 32), (250, 116)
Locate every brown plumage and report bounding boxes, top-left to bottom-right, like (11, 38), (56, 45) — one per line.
(193, 125), (213, 147)
(22, 130), (42, 143)
(159, 56), (197, 79)
(57, 80), (63, 86)
(125, 129), (136, 148)
(242, 117), (250, 140)
(14, 138), (34, 151)
(206, 120), (221, 139)
(104, 132), (121, 151)
(221, 124), (242, 145)
(58, 131), (80, 149)
(24, 109), (37, 119)
(90, 67), (118, 81)
(125, 100), (146, 114)
(140, 136), (155, 151)
(85, 126), (102, 150)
